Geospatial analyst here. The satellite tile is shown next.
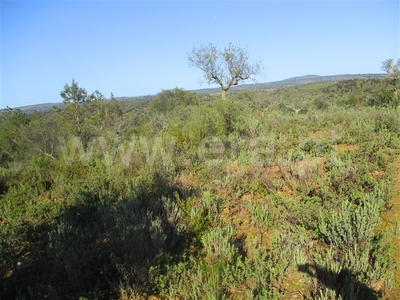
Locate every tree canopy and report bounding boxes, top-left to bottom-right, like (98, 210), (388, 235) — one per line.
(60, 79), (88, 105)
(188, 43), (263, 99)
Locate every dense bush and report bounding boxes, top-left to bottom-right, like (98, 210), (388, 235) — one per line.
(149, 88), (199, 113)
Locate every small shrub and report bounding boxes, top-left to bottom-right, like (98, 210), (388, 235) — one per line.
(318, 200), (380, 252)
(271, 225), (313, 268)
(300, 137), (333, 156)
(202, 224), (236, 263)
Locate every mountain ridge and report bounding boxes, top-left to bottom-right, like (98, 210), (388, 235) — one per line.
(191, 73), (385, 94)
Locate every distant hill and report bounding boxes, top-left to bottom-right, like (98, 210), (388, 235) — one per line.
(4, 73), (385, 114)
(190, 73), (386, 94)
(18, 102), (66, 114)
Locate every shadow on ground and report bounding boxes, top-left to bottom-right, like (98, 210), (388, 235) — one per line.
(1, 172), (196, 299)
(298, 263), (380, 300)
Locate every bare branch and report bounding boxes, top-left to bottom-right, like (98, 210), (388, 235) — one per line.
(282, 97), (306, 114)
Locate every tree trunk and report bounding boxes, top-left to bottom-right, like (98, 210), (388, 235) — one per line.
(74, 102), (81, 134)
(222, 90), (226, 100)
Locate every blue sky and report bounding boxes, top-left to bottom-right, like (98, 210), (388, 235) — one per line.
(1, 0), (399, 109)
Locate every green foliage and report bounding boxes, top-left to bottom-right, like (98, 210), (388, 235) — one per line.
(272, 225), (313, 268)
(313, 96), (330, 110)
(367, 58), (400, 109)
(300, 137), (333, 156)
(161, 230), (283, 300)
(0, 108), (31, 162)
(60, 79), (88, 105)
(214, 98), (257, 136)
(149, 88), (199, 113)
(243, 243), (284, 299)
(202, 224), (236, 262)
(181, 105), (226, 146)
(348, 94), (365, 107)
(1, 76), (399, 298)
(369, 85), (399, 108)
(244, 198), (276, 243)
(318, 200), (381, 252)
(57, 80), (122, 141)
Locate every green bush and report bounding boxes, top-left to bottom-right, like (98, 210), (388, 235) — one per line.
(149, 88), (199, 113)
(318, 200), (380, 252)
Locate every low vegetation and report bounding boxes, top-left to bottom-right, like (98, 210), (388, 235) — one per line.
(1, 68), (399, 299)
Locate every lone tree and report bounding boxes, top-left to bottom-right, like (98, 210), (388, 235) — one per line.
(188, 43), (263, 100)
(60, 79), (88, 134)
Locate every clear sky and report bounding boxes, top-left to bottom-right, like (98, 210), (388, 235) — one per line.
(1, 0), (399, 109)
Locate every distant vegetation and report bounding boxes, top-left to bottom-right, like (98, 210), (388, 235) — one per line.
(7, 73), (385, 115)
(1, 62), (400, 299)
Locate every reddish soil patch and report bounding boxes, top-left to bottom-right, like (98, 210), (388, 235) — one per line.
(335, 144), (358, 152)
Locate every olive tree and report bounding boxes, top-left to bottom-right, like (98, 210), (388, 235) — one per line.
(187, 43), (263, 99)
